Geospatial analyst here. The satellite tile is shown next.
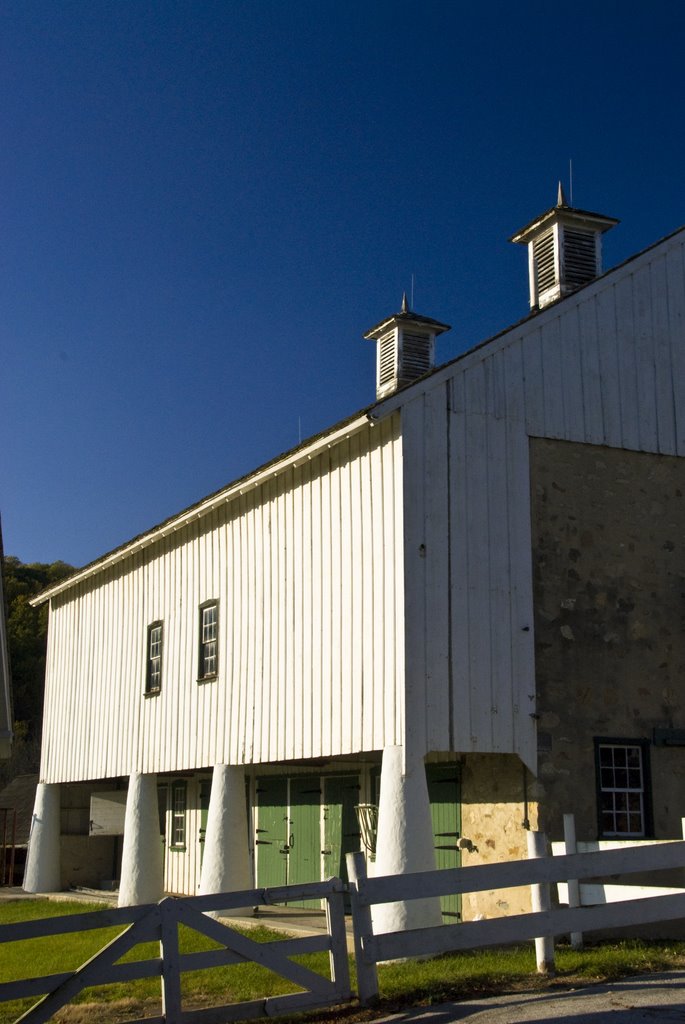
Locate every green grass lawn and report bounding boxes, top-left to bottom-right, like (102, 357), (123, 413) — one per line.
(1, 899), (685, 1024)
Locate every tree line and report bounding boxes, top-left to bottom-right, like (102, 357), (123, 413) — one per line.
(1, 556), (73, 785)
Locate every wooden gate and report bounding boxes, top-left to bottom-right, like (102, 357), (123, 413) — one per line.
(0, 879), (351, 1024)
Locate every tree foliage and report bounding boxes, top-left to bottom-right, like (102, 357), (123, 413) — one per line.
(2, 556), (73, 781)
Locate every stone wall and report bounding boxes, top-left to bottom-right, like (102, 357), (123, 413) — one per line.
(460, 753), (542, 919)
(530, 437), (685, 843)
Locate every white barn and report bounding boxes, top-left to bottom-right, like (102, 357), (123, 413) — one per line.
(26, 192), (685, 925)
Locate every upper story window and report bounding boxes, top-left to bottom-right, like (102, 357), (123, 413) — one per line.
(596, 740), (651, 837)
(145, 621), (163, 695)
(198, 601), (218, 680)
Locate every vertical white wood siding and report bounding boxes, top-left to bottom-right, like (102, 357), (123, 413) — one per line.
(40, 227), (685, 785)
(397, 231), (685, 771)
(41, 416), (404, 783)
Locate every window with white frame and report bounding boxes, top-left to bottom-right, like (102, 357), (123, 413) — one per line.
(198, 602), (218, 680)
(170, 781), (187, 849)
(596, 741), (650, 837)
(146, 621), (163, 694)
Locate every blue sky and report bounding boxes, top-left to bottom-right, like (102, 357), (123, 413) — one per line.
(2, 1), (684, 567)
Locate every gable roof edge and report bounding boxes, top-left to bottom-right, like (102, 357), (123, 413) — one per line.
(32, 410), (375, 607)
(370, 222), (685, 420)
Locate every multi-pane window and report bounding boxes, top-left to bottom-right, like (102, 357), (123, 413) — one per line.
(146, 622), (163, 694)
(170, 781), (187, 848)
(199, 602), (218, 679)
(597, 742), (649, 837)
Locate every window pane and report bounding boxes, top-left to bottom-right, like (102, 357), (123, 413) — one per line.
(171, 783), (186, 846)
(199, 604), (218, 677)
(597, 743), (646, 836)
(147, 623), (163, 692)
(202, 606), (217, 641)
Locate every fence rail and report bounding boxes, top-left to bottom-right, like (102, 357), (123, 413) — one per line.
(550, 814), (685, 949)
(345, 835), (685, 1004)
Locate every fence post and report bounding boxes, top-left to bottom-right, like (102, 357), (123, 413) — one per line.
(346, 851), (379, 1005)
(159, 897), (182, 1024)
(526, 830), (555, 975)
(563, 813), (584, 950)
(324, 882), (352, 1000)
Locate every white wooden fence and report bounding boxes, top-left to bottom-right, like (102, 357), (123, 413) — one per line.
(552, 814), (685, 950)
(345, 836), (685, 1004)
(4, 834), (685, 1020)
(0, 879), (351, 1024)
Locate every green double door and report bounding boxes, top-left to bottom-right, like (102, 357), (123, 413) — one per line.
(255, 766), (460, 917)
(255, 774), (360, 907)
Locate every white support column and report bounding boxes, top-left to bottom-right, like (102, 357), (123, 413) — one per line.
(24, 783), (62, 893)
(118, 772), (164, 907)
(199, 764), (252, 916)
(371, 745), (442, 938)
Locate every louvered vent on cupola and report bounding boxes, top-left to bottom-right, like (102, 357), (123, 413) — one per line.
(533, 229), (555, 296)
(511, 184), (618, 311)
(378, 329), (397, 390)
(364, 296), (450, 400)
(402, 331), (433, 380)
(563, 227), (598, 288)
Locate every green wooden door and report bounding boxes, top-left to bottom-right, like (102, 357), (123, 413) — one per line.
(288, 776), (322, 908)
(199, 779), (211, 867)
(427, 764), (462, 920)
(322, 775), (361, 885)
(255, 776), (289, 889)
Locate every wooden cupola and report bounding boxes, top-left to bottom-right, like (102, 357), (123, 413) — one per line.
(364, 295), (450, 400)
(510, 184), (619, 311)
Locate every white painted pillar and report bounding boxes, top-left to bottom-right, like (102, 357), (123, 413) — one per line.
(371, 745), (442, 937)
(118, 772), (164, 907)
(199, 764), (252, 916)
(24, 783), (62, 893)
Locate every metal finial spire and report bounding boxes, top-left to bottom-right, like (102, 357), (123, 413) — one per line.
(557, 181), (568, 207)
(401, 292), (409, 313)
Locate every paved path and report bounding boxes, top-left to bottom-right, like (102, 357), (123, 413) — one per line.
(375, 972), (685, 1023)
